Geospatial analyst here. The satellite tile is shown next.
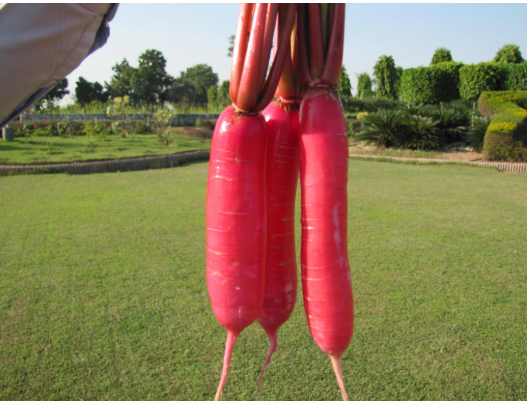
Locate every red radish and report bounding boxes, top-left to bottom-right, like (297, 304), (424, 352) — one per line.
(257, 99), (299, 387)
(298, 4), (353, 400)
(207, 4), (296, 400)
(256, 6), (302, 388)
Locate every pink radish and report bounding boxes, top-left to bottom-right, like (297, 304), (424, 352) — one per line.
(298, 4), (354, 400)
(206, 4), (296, 400)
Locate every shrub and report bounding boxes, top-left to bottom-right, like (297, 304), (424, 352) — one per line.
(430, 47), (453, 65)
(428, 104), (470, 145)
(402, 115), (440, 150)
(344, 97), (404, 114)
(467, 116), (493, 152)
(400, 62), (464, 105)
(479, 91), (527, 161)
(355, 109), (405, 148)
(502, 63), (527, 91)
(459, 63), (505, 102)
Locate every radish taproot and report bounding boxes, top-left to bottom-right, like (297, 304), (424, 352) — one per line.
(298, 4), (354, 400)
(206, 4), (296, 400)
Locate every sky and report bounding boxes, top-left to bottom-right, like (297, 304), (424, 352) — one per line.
(65, 3), (527, 103)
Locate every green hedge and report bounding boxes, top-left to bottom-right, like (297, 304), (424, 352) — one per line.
(502, 63), (527, 91)
(400, 62), (463, 104)
(479, 91), (527, 161)
(459, 63), (505, 101)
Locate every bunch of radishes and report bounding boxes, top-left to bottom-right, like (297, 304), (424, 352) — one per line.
(206, 4), (353, 400)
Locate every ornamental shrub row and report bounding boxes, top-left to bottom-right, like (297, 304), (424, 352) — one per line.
(479, 91), (527, 161)
(399, 62), (527, 105)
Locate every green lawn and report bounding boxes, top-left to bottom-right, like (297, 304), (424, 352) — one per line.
(0, 132), (211, 165)
(1, 161), (526, 400)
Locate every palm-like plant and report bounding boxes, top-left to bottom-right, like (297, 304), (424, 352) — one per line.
(402, 115), (440, 150)
(355, 109), (405, 148)
(467, 116), (493, 152)
(429, 104), (470, 144)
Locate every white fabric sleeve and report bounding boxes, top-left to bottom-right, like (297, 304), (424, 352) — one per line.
(0, 3), (118, 128)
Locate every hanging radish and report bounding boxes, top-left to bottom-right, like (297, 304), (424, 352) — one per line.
(257, 5), (303, 389)
(297, 4), (354, 400)
(206, 4), (296, 400)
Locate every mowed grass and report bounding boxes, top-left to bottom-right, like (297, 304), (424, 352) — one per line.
(0, 160), (526, 400)
(0, 132), (211, 165)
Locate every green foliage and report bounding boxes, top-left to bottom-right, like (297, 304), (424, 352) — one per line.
(402, 115), (440, 150)
(338, 66), (352, 98)
(82, 119), (111, 141)
(479, 91), (527, 161)
(106, 58), (135, 98)
(459, 63), (505, 101)
(227, 35), (235, 57)
(430, 47), (453, 65)
(467, 116), (492, 152)
(355, 109), (405, 147)
(502, 63), (527, 91)
(493, 44), (524, 64)
(43, 79), (70, 106)
(207, 86), (219, 108)
(177, 64), (219, 104)
(400, 62), (464, 105)
(344, 97), (403, 114)
(75, 77), (109, 107)
(130, 50), (174, 106)
(427, 104), (470, 144)
(218, 80), (231, 108)
(400, 67), (444, 104)
(356, 73), (373, 99)
(373, 55), (399, 100)
(154, 109), (178, 146)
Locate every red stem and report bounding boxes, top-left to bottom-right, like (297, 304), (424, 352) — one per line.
(297, 4), (312, 85)
(276, 4), (295, 99)
(236, 3), (268, 111)
(321, 3), (346, 86)
(258, 4), (279, 91)
(229, 3), (254, 104)
(308, 4), (325, 80)
(253, 3), (297, 112)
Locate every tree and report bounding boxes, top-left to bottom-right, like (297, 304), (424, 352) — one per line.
(356, 73), (373, 99)
(227, 35), (235, 57)
(44, 79), (70, 103)
(493, 44), (524, 64)
(338, 66), (352, 98)
(129, 49), (174, 105)
(75, 77), (108, 111)
(207, 85), (219, 108)
(178, 64), (219, 104)
(106, 59), (135, 98)
(164, 79), (196, 104)
(430, 47), (453, 65)
(218, 80), (230, 108)
(373, 55), (399, 100)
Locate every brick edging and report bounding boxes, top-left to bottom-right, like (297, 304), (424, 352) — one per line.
(0, 150), (210, 176)
(349, 154), (527, 174)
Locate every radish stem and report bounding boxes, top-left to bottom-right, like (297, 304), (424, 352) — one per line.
(308, 4), (324, 80)
(253, 3), (297, 112)
(230, 3), (254, 104)
(321, 3), (346, 86)
(297, 4), (312, 85)
(258, 4), (279, 91)
(320, 3), (329, 56)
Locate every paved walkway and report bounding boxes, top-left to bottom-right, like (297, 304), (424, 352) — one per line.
(349, 154), (527, 174)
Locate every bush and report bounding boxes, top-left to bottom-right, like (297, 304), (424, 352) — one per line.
(459, 63), (505, 101)
(402, 115), (440, 150)
(479, 91), (527, 161)
(502, 63), (527, 91)
(344, 97), (404, 114)
(355, 109), (405, 148)
(195, 118), (216, 130)
(427, 104), (470, 145)
(400, 62), (464, 105)
(467, 116), (493, 152)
